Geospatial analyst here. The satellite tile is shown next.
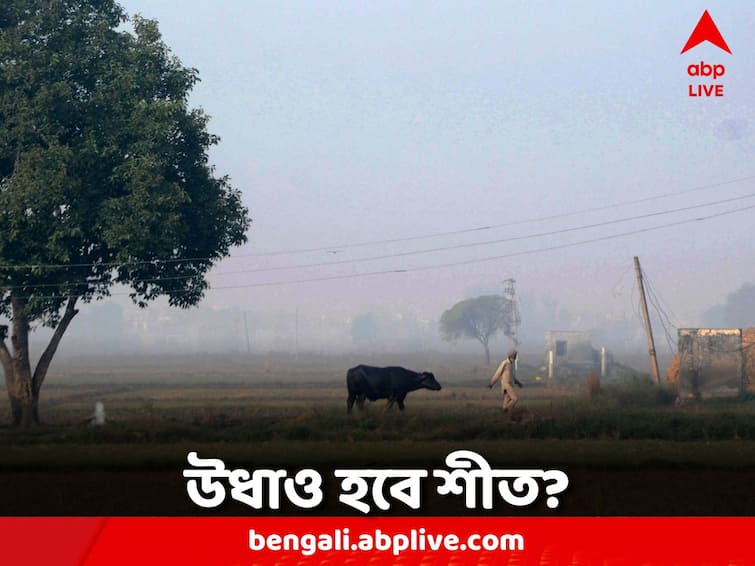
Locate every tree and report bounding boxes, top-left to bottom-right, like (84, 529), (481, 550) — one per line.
(439, 295), (514, 364)
(0, 1), (251, 426)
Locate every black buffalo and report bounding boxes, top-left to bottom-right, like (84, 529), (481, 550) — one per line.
(346, 365), (442, 413)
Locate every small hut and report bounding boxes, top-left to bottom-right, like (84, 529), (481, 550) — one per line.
(677, 328), (744, 400)
(670, 327), (754, 393)
(544, 331), (610, 379)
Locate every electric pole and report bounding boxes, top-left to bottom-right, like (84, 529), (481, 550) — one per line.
(633, 256), (661, 384)
(243, 311), (251, 354)
(502, 278), (521, 347)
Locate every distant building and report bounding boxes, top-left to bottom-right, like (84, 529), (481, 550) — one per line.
(544, 330), (611, 379)
(677, 328), (744, 400)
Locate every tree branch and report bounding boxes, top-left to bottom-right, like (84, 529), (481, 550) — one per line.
(32, 296), (79, 394)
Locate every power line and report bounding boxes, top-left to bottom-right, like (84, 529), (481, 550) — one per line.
(2, 174), (755, 271)
(645, 282), (677, 355)
(2, 189), (754, 277)
(205, 202), (755, 286)
(203, 191), (755, 276)
(632, 289), (645, 327)
(642, 271), (681, 354)
(237, 174), (755, 257)
(611, 265), (632, 298)
(644, 273), (681, 329)
(6, 201), (755, 300)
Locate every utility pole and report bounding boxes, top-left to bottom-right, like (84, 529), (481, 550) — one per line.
(633, 256), (660, 384)
(295, 308), (299, 359)
(243, 311), (251, 354)
(502, 278), (522, 347)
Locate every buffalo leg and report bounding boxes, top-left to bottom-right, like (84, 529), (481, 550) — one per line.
(356, 395), (366, 411)
(385, 398), (395, 410)
(397, 395), (406, 411)
(347, 394), (355, 414)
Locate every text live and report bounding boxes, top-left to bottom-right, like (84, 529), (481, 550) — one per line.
(687, 61), (725, 97)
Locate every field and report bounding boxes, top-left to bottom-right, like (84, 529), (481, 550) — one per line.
(0, 353), (754, 516)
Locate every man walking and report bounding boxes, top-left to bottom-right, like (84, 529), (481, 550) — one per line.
(489, 349), (523, 415)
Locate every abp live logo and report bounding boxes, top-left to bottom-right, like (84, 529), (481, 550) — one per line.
(681, 10), (731, 98)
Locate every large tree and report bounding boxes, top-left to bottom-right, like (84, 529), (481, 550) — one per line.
(0, 1), (251, 426)
(439, 295), (514, 364)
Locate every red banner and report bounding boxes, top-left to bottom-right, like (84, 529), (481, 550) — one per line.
(2, 517), (754, 565)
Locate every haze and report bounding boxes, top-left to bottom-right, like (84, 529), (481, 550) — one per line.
(25, 1), (755, 362)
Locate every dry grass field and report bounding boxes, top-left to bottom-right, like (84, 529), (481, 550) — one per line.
(0, 353), (753, 516)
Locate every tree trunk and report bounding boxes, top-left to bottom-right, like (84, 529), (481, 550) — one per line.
(1, 296), (78, 427)
(2, 357), (36, 427)
(0, 345), (15, 417)
(481, 339), (491, 365)
(5, 297), (35, 426)
(4, 377), (38, 427)
(3, 367), (38, 426)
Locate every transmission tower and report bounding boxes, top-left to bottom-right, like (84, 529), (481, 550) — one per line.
(502, 278), (521, 346)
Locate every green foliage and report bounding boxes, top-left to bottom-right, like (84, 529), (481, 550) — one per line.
(0, 1), (250, 324)
(439, 295), (511, 343)
(601, 374), (678, 407)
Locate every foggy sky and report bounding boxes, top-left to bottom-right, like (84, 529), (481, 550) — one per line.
(34, 1), (755, 355)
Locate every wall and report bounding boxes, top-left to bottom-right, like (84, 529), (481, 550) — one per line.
(544, 330), (599, 378)
(677, 328), (743, 400)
